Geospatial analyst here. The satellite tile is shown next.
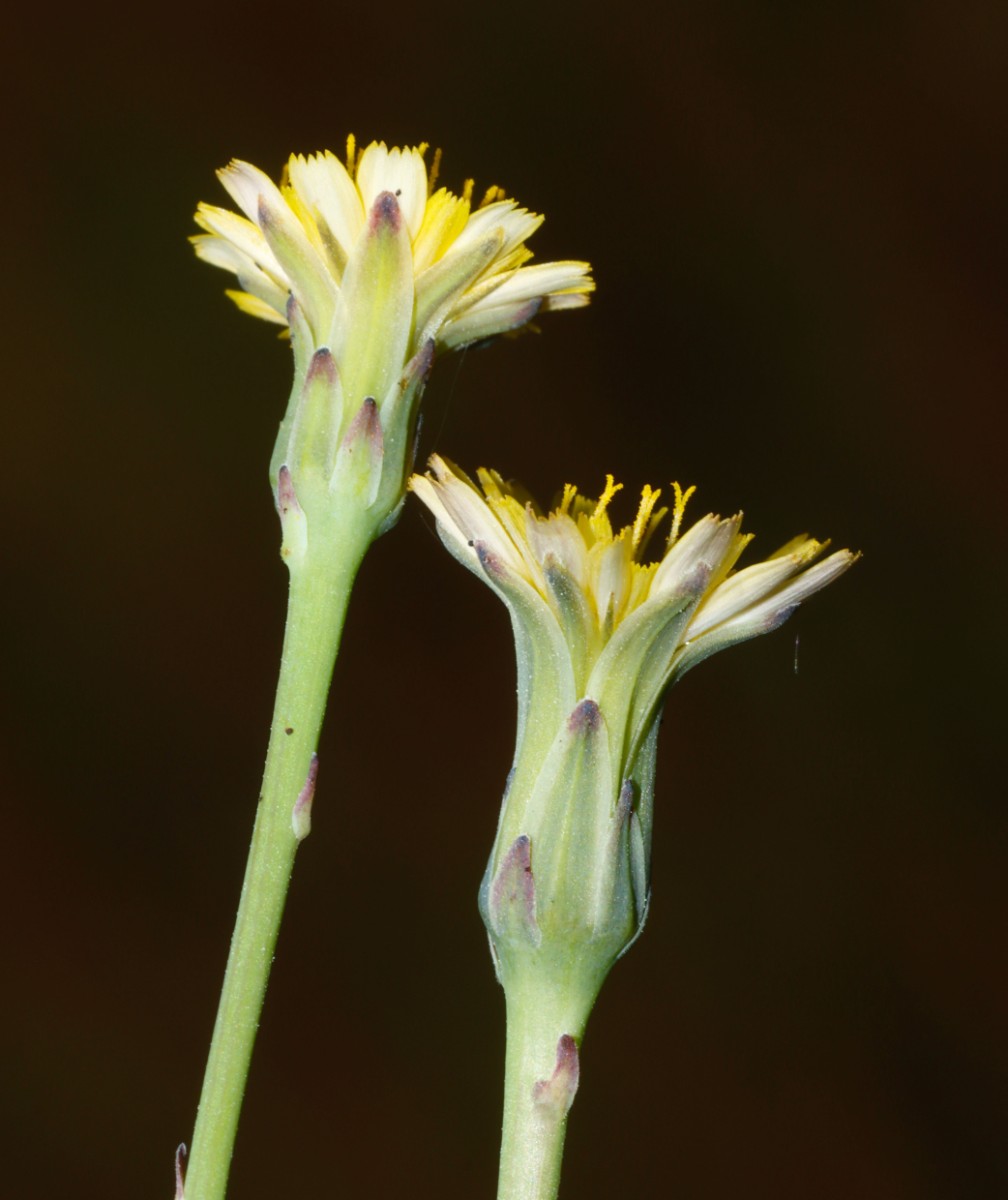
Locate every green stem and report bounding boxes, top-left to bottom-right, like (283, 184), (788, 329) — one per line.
(184, 531), (368, 1200)
(496, 972), (597, 1200)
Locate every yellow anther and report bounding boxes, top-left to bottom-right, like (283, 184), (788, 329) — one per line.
(592, 475), (623, 522)
(479, 184), (506, 208)
(668, 482), (697, 546)
(428, 146), (442, 195)
(559, 483), (578, 515)
(588, 475), (623, 542)
(631, 484), (663, 551)
(345, 134), (356, 174)
(461, 178), (475, 203)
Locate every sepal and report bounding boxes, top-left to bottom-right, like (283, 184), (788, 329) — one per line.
(269, 295), (317, 490)
(369, 339), (435, 524)
(333, 191), (413, 414)
(542, 556), (596, 691)
(413, 227), (505, 343)
(439, 297), (542, 351)
(331, 397), (384, 507)
(174, 1144), (186, 1200)
(256, 193), (337, 340)
(486, 835), (541, 949)
(276, 466), (307, 566)
(380, 337), (435, 447)
(286, 347), (342, 479)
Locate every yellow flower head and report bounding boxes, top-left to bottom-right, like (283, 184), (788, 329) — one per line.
(411, 455), (858, 982)
(411, 454), (857, 773)
(192, 135), (594, 352)
(193, 139), (593, 552)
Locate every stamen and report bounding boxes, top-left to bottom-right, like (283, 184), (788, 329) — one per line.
(589, 475), (623, 542)
(667, 482), (697, 546)
(461, 178), (475, 203)
(428, 146), (442, 195)
(631, 484), (662, 551)
(345, 133), (356, 173)
(592, 475), (623, 522)
(559, 483), (578, 515)
(480, 184), (506, 208)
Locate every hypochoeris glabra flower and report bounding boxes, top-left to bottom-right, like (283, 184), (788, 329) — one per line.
(193, 139), (594, 549)
(192, 135), (594, 353)
(411, 455), (858, 980)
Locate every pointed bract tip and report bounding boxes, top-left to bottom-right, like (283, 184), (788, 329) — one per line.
(406, 337), (436, 385)
(292, 753), (319, 841)
(370, 190), (403, 232)
(306, 346), (337, 383)
(174, 1144), (187, 1200)
(473, 540), (508, 582)
(399, 339), (435, 392)
(276, 465), (302, 517)
(568, 698), (602, 734)
(679, 560), (713, 598)
(489, 834), (541, 945)
(555, 1033), (580, 1078)
(532, 1034), (580, 1117)
(341, 395), (383, 454)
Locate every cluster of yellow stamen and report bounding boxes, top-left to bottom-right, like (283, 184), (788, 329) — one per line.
(483, 473), (704, 637)
(557, 475), (697, 559)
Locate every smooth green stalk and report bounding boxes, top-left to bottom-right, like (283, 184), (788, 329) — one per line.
(496, 967), (600, 1200)
(183, 525), (369, 1200)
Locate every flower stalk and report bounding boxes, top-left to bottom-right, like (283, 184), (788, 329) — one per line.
(497, 980), (587, 1200)
(184, 518), (369, 1200)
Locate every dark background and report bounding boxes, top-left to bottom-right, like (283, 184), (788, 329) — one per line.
(3, 2), (1005, 1197)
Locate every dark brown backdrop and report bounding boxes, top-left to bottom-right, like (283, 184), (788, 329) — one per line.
(2, 2), (1005, 1197)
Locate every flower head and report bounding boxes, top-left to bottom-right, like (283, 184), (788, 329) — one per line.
(193, 135), (593, 352)
(410, 456), (857, 990)
(193, 138), (593, 558)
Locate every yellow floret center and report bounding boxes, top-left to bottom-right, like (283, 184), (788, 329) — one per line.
(557, 476), (694, 561)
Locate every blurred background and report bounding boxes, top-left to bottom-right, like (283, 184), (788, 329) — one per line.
(2, 1), (1005, 1196)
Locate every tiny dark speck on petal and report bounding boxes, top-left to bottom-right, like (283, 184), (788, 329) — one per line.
(285, 726), (294, 735)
